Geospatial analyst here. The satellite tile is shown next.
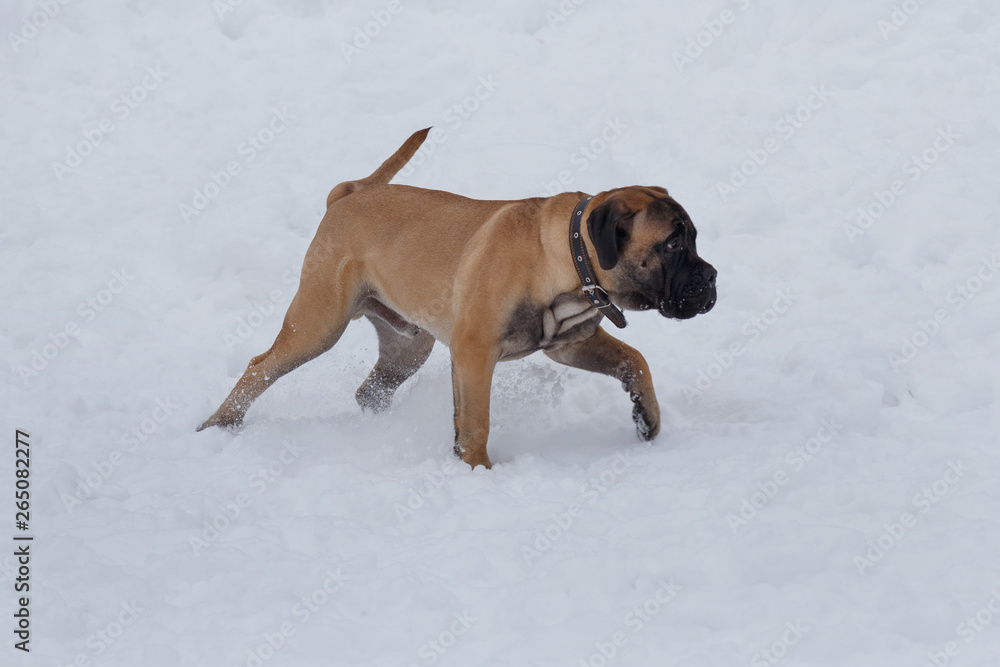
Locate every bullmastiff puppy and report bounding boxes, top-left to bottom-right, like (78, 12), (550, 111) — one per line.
(198, 128), (718, 468)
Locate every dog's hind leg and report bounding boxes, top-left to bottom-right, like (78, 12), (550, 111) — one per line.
(198, 259), (361, 431)
(356, 314), (435, 413)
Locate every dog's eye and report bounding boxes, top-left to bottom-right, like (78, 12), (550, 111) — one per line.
(665, 237), (681, 251)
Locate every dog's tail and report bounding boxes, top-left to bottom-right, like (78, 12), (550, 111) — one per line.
(326, 127), (431, 209)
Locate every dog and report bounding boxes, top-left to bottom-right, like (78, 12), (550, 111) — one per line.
(198, 128), (717, 468)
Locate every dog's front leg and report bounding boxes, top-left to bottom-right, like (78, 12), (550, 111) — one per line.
(545, 327), (660, 441)
(450, 326), (498, 469)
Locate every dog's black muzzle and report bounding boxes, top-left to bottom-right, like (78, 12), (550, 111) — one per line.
(659, 260), (717, 320)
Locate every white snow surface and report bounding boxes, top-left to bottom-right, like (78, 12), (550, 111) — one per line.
(3, 1), (1000, 665)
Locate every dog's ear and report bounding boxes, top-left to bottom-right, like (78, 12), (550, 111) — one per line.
(586, 197), (634, 270)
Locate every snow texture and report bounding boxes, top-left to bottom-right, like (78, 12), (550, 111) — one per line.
(3, 0), (1000, 665)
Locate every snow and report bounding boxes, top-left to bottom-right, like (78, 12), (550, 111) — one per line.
(3, 0), (1000, 665)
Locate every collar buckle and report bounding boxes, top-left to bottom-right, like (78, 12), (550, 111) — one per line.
(581, 283), (609, 302)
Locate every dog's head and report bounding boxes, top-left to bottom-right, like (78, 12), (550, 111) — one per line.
(587, 186), (717, 320)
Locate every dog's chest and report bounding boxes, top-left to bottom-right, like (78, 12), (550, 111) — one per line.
(500, 293), (602, 360)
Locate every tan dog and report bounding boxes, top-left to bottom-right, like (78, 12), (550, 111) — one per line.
(198, 129), (717, 468)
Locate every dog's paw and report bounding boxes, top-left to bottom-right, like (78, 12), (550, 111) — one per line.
(197, 418), (242, 433)
(355, 382), (393, 413)
(454, 442), (492, 469)
(631, 393), (660, 441)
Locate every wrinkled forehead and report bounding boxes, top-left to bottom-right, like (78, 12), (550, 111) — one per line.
(640, 195), (691, 234)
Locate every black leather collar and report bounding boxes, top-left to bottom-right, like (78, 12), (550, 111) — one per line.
(568, 196), (627, 329)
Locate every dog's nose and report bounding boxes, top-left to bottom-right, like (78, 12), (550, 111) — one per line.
(701, 265), (717, 285)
